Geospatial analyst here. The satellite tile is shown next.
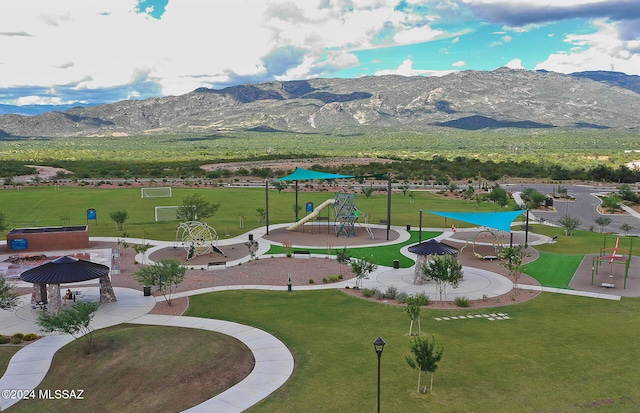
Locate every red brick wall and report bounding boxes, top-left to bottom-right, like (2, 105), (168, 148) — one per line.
(6, 227), (89, 252)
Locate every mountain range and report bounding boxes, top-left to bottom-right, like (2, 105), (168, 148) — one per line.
(0, 68), (639, 138)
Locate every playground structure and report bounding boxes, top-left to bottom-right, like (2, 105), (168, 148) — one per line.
(174, 221), (225, 260)
(592, 235), (634, 289)
(459, 228), (505, 260)
(286, 192), (373, 239)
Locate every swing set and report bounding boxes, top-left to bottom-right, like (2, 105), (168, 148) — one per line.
(459, 228), (504, 260)
(591, 235), (634, 289)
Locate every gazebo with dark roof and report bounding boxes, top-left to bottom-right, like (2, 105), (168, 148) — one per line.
(408, 239), (459, 285)
(20, 255), (116, 314)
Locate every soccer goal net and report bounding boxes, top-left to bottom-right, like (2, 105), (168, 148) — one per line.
(155, 206), (180, 222)
(141, 187), (172, 198)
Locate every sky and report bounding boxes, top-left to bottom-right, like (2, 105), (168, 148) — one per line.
(1, 0), (639, 107)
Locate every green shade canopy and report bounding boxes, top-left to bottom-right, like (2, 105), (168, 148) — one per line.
(278, 167), (353, 181)
(424, 210), (523, 233)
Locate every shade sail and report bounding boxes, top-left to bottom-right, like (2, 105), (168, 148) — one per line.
(278, 167), (353, 181)
(408, 239), (459, 256)
(20, 255), (109, 284)
(424, 210), (523, 233)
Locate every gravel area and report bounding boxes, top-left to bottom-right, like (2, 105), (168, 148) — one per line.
(11, 233), (540, 316)
(108, 242), (347, 315)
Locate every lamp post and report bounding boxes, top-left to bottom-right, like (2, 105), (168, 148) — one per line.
(373, 336), (386, 413)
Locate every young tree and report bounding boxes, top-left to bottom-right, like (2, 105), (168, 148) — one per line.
(336, 247), (350, 276)
(594, 216), (612, 233)
(133, 243), (152, 264)
(498, 245), (530, 294)
(400, 182), (411, 196)
(600, 194), (623, 213)
(521, 187), (546, 210)
(255, 207), (266, 224)
(558, 216), (581, 236)
(422, 255), (463, 302)
(405, 335), (444, 393)
(462, 186), (475, 203)
(270, 179), (288, 193)
(37, 301), (100, 354)
(0, 276), (19, 310)
(361, 184), (375, 199)
(488, 186), (508, 208)
(406, 294), (428, 336)
(177, 194), (220, 221)
(556, 185), (568, 198)
(109, 209), (129, 231)
(620, 223), (634, 236)
(133, 258), (186, 306)
(350, 256), (378, 289)
(617, 184), (640, 203)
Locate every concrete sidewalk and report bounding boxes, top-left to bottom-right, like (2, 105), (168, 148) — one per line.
(0, 226), (622, 412)
(0, 287), (294, 412)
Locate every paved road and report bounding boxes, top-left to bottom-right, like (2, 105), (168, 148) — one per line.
(504, 183), (640, 236)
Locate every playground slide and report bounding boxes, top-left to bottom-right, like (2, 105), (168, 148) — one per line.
(287, 199), (335, 230)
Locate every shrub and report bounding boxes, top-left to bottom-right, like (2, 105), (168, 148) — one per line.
(385, 286), (398, 299)
(455, 296), (471, 307)
(11, 336), (22, 344)
(328, 275), (340, 283)
(396, 292), (408, 303)
(0, 336), (10, 344)
(362, 288), (373, 298)
(12, 332), (24, 339)
(322, 278), (328, 284)
(338, 274), (343, 280)
(414, 292), (430, 306)
(308, 279), (315, 284)
(23, 333), (38, 341)
(374, 289), (385, 300)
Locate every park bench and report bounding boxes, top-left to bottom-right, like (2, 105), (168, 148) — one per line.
(293, 250), (311, 257)
(207, 261), (226, 269)
(601, 282), (615, 288)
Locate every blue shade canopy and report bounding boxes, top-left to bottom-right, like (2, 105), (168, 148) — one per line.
(278, 167), (353, 181)
(20, 255), (109, 284)
(424, 210), (523, 233)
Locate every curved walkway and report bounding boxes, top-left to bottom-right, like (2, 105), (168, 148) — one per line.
(0, 287), (294, 412)
(0, 224), (620, 411)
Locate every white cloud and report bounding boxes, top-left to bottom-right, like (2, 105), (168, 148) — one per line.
(375, 58), (456, 77)
(0, 0), (456, 102)
(535, 19), (640, 75)
(505, 58), (525, 69)
(452, 60), (467, 67)
(16, 96), (65, 105)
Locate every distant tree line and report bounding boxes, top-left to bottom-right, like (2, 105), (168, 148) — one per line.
(2, 156), (639, 183)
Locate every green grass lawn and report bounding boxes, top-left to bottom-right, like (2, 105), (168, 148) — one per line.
(532, 225), (636, 255)
(524, 252), (585, 289)
(187, 290), (640, 413)
(266, 231), (441, 268)
(0, 346), (20, 376)
(12, 324), (254, 413)
(0, 185), (512, 241)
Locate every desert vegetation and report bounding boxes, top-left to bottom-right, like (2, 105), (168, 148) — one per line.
(1, 129), (639, 183)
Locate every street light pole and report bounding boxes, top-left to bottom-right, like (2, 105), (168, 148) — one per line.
(373, 336), (386, 413)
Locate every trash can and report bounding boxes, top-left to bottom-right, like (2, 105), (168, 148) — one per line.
(249, 234), (254, 241)
(143, 286), (151, 296)
(393, 260), (400, 269)
(406, 224), (411, 231)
